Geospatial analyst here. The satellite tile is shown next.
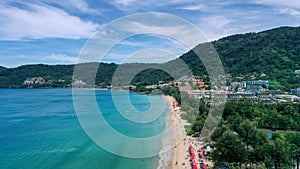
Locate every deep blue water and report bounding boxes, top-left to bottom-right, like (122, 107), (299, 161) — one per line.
(0, 89), (167, 169)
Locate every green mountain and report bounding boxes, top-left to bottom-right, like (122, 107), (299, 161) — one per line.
(1, 26), (300, 90)
(179, 26), (300, 90)
(0, 66), (7, 72)
(0, 63), (117, 88)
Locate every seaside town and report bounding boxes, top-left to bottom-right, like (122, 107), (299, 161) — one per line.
(23, 69), (300, 103)
(97, 74), (300, 103)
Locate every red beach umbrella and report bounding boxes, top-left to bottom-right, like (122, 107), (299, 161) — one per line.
(199, 152), (204, 158)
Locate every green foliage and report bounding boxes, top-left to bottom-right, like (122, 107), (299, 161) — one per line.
(161, 85), (181, 103)
(131, 68), (173, 85)
(286, 133), (300, 169)
(185, 98), (300, 168)
(257, 103), (300, 131)
(211, 131), (248, 167)
(261, 138), (293, 169)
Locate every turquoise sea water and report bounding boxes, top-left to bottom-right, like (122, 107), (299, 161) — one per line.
(0, 89), (167, 169)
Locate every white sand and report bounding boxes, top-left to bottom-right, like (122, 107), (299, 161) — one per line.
(160, 95), (213, 169)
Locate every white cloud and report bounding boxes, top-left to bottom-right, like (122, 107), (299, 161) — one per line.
(197, 15), (233, 40)
(116, 20), (208, 47)
(201, 15), (232, 30)
(105, 48), (180, 64)
(47, 53), (78, 62)
(0, 3), (100, 40)
(110, 39), (187, 62)
(0, 53), (78, 67)
(180, 4), (207, 11)
(107, 0), (197, 11)
(279, 8), (300, 17)
(118, 35), (188, 50)
(113, 0), (137, 6)
(48, 0), (101, 15)
(68, 0), (101, 15)
(254, 0), (300, 17)
(122, 48), (178, 63)
(254, 0), (300, 9)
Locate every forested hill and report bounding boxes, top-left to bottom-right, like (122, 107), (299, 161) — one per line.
(1, 26), (300, 90)
(0, 66), (7, 72)
(180, 26), (300, 90)
(0, 63), (118, 88)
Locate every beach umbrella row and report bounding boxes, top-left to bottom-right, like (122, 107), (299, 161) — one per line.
(189, 145), (199, 169)
(189, 145), (209, 169)
(189, 145), (195, 157)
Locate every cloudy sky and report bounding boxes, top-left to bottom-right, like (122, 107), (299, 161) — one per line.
(0, 0), (299, 67)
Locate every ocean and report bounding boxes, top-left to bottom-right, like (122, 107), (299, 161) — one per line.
(0, 88), (169, 169)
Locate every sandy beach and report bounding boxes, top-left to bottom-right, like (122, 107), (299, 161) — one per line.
(161, 95), (214, 169)
(166, 95), (191, 169)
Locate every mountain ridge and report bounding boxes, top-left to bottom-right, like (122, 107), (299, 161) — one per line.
(1, 26), (300, 90)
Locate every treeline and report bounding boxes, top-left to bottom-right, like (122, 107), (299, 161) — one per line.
(187, 100), (300, 134)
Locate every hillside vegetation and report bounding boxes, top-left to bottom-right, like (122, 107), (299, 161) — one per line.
(1, 26), (300, 90)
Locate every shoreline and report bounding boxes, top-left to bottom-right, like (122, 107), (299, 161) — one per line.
(166, 95), (190, 169)
(158, 95), (213, 169)
(157, 95), (191, 169)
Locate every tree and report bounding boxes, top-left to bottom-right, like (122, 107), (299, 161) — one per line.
(262, 138), (292, 169)
(211, 131), (248, 168)
(236, 120), (255, 147)
(211, 124), (228, 142)
(248, 130), (268, 168)
(287, 133), (300, 169)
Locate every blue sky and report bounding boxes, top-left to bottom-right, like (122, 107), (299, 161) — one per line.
(0, 0), (299, 67)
